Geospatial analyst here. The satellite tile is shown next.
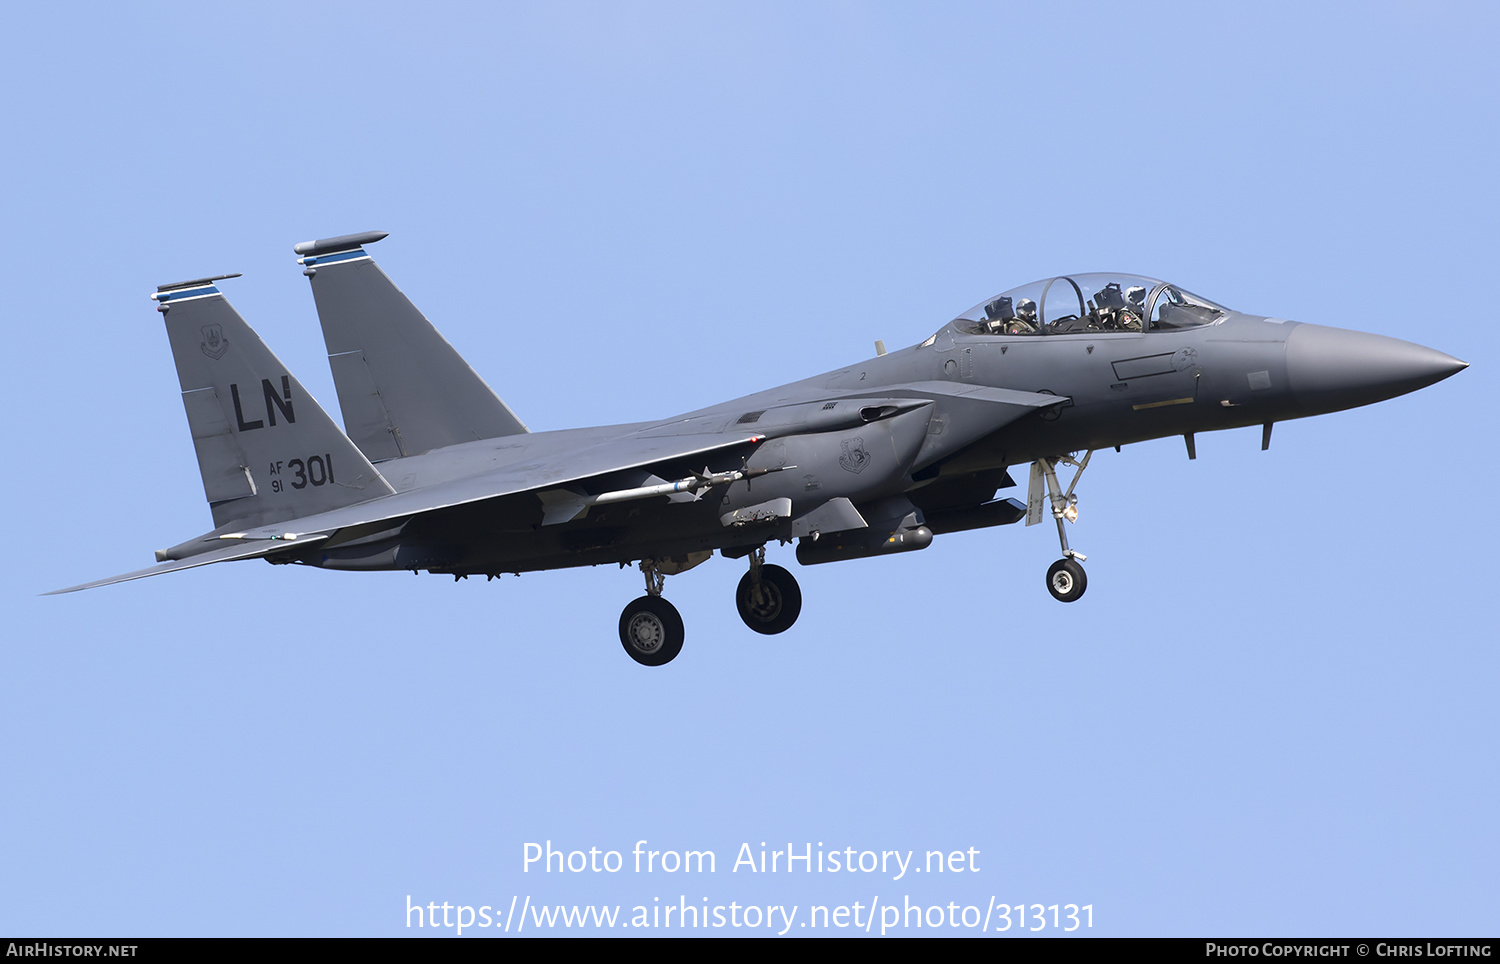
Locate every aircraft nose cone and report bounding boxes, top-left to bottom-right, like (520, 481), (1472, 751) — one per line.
(1286, 323), (1467, 414)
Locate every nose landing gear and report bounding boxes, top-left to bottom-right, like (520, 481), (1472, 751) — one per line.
(1031, 451), (1093, 603)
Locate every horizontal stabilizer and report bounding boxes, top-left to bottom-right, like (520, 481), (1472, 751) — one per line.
(45, 536), (328, 595)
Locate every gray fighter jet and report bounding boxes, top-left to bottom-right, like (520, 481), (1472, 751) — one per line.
(52, 232), (1467, 665)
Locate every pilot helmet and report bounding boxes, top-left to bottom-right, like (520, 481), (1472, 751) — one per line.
(1015, 298), (1037, 321)
(1125, 285), (1146, 307)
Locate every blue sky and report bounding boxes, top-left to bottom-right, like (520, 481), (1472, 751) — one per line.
(2, 1), (1494, 937)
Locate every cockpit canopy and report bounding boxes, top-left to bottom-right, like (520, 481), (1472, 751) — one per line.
(951, 273), (1227, 336)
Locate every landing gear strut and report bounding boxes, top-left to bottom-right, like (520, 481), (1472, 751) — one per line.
(618, 558), (684, 665)
(735, 546), (802, 635)
(1032, 451), (1093, 603)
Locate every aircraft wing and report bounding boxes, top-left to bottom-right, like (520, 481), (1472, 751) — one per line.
(223, 430), (766, 541)
(44, 536), (330, 595)
(51, 380), (1065, 592)
(223, 382), (1068, 542)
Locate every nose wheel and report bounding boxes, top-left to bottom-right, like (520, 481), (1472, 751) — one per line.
(1046, 557), (1087, 602)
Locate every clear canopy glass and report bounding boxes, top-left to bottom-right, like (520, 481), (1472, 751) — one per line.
(949, 273), (1227, 336)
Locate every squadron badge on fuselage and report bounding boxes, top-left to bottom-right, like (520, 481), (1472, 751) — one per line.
(839, 437), (870, 474)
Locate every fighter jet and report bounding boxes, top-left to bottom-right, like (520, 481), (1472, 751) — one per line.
(51, 232), (1467, 665)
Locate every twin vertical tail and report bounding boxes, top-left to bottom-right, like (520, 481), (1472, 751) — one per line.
(295, 231), (528, 462)
(154, 275), (395, 531)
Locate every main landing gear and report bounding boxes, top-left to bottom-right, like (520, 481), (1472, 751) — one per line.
(1032, 451), (1093, 603)
(735, 546), (802, 635)
(617, 547), (804, 665)
(618, 559), (684, 666)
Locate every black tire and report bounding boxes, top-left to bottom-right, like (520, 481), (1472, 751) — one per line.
(1045, 558), (1087, 603)
(736, 563), (803, 635)
(618, 595), (685, 666)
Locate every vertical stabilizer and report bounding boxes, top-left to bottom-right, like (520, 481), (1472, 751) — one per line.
(295, 231), (528, 461)
(153, 275), (395, 530)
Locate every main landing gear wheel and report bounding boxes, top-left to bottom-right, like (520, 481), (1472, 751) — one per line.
(1046, 558), (1087, 603)
(619, 595), (685, 666)
(736, 563), (802, 635)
